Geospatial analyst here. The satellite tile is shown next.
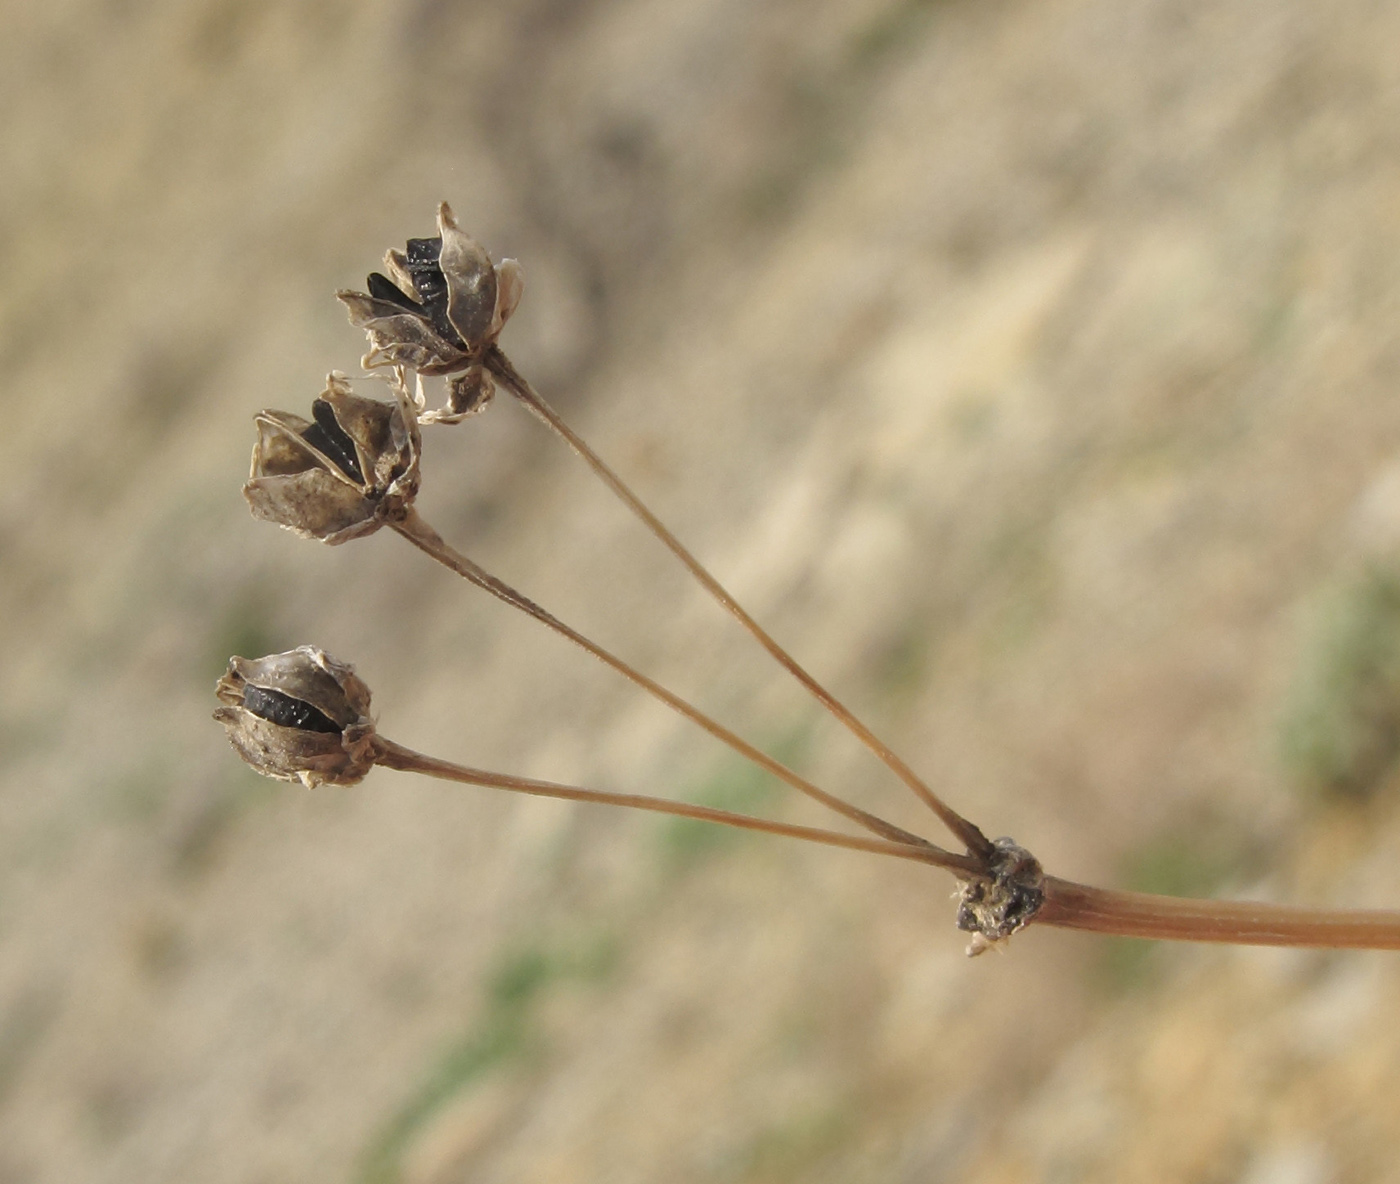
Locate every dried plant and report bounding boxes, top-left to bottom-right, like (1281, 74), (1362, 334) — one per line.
(217, 202), (1400, 955)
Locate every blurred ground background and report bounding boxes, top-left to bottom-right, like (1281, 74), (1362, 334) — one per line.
(5, 0), (1400, 1180)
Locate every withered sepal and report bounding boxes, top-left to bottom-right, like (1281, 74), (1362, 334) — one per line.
(244, 371), (420, 544)
(214, 647), (380, 787)
(956, 837), (1045, 956)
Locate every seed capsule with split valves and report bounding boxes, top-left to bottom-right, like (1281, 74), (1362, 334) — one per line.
(213, 647), (381, 787)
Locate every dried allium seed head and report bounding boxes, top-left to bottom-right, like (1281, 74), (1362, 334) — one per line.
(213, 646), (379, 787)
(336, 202), (523, 425)
(243, 371), (421, 544)
(956, 837), (1044, 956)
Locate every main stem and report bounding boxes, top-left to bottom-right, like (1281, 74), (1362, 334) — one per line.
(375, 739), (973, 873)
(485, 346), (993, 861)
(390, 507), (975, 873)
(1036, 877), (1400, 950)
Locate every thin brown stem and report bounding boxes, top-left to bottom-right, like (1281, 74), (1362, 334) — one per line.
(485, 346), (991, 860)
(390, 507), (966, 863)
(1036, 876), (1400, 950)
(375, 738), (978, 875)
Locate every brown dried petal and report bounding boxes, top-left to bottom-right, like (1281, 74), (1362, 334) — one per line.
(437, 202), (498, 352)
(491, 258), (524, 340)
(214, 647), (379, 787)
(217, 647), (373, 723)
(420, 365), (496, 425)
(245, 466), (382, 544)
(382, 248), (417, 300)
(214, 707), (379, 787)
(324, 377), (418, 493)
(335, 291), (471, 375)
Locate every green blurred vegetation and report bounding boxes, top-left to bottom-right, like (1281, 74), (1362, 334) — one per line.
(1279, 563), (1400, 799)
(102, 755), (174, 826)
(1098, 821), (1251, 990)
(360, 723), (810, 1182)
(168, 768), (279, 879)
(727, 1102), (855, 1182)
(358, 930), (618, 1184)
(742, 0), (948, 222)
(203, 580), (283, 684)
(656, 724), (811, 871)
(869, 614), (936, 703)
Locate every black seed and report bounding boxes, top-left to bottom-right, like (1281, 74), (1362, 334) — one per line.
(404, 237), (443, 267)
(367, 271), (424, 313)
(402, 236), (463, 347)
(242, 685), (342, 733)
(303, 399), (366, 485)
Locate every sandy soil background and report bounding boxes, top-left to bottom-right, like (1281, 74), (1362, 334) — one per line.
(6, 0), (1400, 1181)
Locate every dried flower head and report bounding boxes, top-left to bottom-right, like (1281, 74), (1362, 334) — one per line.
(213, 646), (380, 787)
(244, 371), (420, 544)
(337, 202), (523, 424)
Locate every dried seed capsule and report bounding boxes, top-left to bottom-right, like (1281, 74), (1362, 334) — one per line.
(336, 202), (523, 425)
(243, 372), (420, 544)
(213, 647), (380, 787)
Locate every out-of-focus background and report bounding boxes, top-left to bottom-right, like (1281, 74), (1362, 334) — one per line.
(6, 1), (1400, 1181)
